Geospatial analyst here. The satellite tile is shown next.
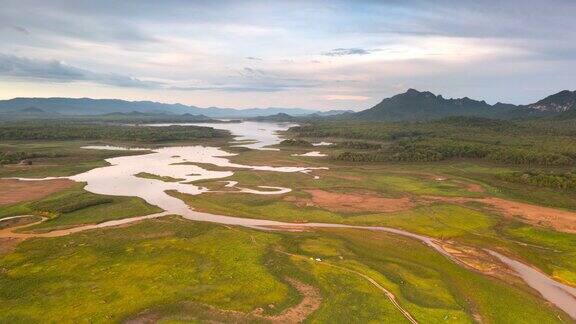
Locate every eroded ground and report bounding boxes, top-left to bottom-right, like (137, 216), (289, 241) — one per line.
(286, 189), (415, 213)
(0, 178), (75, 205)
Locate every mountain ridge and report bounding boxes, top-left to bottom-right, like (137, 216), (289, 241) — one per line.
(352, 89), (576, 121)
(0, 97), (329, 118)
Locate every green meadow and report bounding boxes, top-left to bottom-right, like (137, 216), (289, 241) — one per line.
(0, 119), (575, 322)
(0, 217), (569, 323)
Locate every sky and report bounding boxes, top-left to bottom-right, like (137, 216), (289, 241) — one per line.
(0, 0), (575, 110)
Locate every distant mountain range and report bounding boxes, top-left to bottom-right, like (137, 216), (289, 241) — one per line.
(352, 89), (576, 121)
(0, 97), (349, 118)
(0, 90), (574, 122)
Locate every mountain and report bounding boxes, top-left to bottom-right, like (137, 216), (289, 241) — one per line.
(89, 112), (215, 123)
(0, 106), (61, 119)
(0, 97), (323, 118)
(0, 98), (193, 115)
(251, 113), (300, 122)
(353, 89), (576, 121)
(354, 89), (511, 121)
(526, 90), (576, 114)
(315, 109), (355, 116)
(196, 107), (319, 118)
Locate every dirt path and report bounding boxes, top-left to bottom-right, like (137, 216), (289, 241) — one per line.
(0, 179), (75, 205)
(0, 213), (168, 239)
(278, 250), (418, 324)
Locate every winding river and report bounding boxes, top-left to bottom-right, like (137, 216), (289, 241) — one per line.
(2, 121), (575, 319)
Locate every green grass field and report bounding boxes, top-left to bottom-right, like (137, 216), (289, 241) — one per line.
(170, 156), (576, 288)
(0, 217), (569, 323)
(1, 123), (575, 322)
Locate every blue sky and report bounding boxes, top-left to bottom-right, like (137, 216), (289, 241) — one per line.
(0, 0), (574, 110)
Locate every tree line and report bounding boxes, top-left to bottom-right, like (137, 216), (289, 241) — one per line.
(498, 171), (576, 191)
(0, 121), (229, 142)
(289, 117), (576, 166)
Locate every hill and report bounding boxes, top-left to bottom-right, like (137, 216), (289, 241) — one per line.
(528, 90), (576, 114)
(353, 89), (512, 121)
(353, 89), (576, 121)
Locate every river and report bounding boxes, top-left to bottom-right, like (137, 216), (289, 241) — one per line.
(2, 121), (575, 319)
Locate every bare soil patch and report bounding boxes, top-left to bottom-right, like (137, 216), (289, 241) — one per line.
(426, 196), (576, 233)
(0, 237), (22, 256)
(466, 183), (485, 193)
(288, 189), (414, 213)
(0, 179), (75, 205)
(260, 278), (322, 323)
(440, 241), (521, 284)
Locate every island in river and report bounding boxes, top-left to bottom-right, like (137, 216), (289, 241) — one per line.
(0, 120), (575, 323)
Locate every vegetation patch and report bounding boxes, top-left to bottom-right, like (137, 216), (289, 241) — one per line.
(278, 139), (313, 147)
(498, 171), (576, 191)
(0, 184), (161, 231)
(0, 121), (229, 143)
(135, 172), (184, 182)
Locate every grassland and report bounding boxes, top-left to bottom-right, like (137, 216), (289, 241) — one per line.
(0, 217), (569, 323)
(171, 152), (576, 287)
(1, 118), (575, 322)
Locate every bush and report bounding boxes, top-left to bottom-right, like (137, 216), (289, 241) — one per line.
(279, 139), (313, 147)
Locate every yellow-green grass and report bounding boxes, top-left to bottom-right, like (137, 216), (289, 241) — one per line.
(0, 184), (161, 231)
(439, 161), (576, 210)
(0, 217), (290, 323)
(171, 190), (494, 238)
(350, 204), (496, 238)
(494, 223), (576, 286)
(0, 217), (570, 322)
(231, 146), (576, 209)
(172, 172), (576, 289)
(371, 174), (481, 197)
(312, 228), (570, 323)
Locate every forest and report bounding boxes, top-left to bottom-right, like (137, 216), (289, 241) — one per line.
(0, 121), (229, 142)
(498, 171), (576, 191)
(289, 117), (576, 167)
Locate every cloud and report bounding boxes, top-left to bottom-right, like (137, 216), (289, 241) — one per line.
(171, 66), (320, 92)
(0, 0), (575, 108)
(12, 26), (30, 35)
(322, 48), (375, 56)
(324, 94), (371, 101)
(171, 78), (319, 93)
(0, 54), (159, 88)
(239, 67), (267, 77)
(0, 53), (319, 93)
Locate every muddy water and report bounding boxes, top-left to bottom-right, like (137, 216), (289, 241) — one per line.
(147, 121), (297, 150)
(2, 121), (576, 318)
(69, 145), (324, 214)
(292, 151), (327, 157)
(488, 251), (576, 318)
